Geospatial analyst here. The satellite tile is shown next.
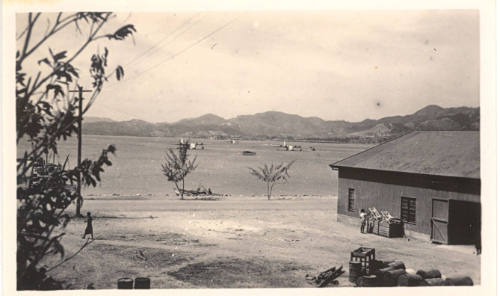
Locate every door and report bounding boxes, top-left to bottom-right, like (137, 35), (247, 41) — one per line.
(449, 200), (481, 245)
(431, 199), (449, 244)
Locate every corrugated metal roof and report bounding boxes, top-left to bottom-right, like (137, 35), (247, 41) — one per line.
(330, 131), (480, 179)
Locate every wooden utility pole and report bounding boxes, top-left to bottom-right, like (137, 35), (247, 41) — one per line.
(69, 85), (92, 217)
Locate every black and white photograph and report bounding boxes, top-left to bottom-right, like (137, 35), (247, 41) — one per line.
(2, 0), (497, 294)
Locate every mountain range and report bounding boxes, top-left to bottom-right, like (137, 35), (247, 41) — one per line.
(83, 105), (479, 142)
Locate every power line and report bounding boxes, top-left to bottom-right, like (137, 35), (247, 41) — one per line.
(124, 13), (203, 67)
(31, 14), (207, 124)
(32, 12), (214, 121)
(108, 18), (236, 88)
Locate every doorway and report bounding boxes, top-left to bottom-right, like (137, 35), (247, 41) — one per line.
(431, 199), (449, 244)
(449, 200), (481, 245)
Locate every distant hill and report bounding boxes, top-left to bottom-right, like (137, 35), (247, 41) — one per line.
(176, 113), (226, 126)
(83, 105), (479, 142)
(85, 116), (115, 123)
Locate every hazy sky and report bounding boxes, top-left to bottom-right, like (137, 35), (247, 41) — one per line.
(17, 10), (479, 123)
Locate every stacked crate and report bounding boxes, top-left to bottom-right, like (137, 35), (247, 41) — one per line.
(373, 219), (404, 238)
(368, 208), (404, 238)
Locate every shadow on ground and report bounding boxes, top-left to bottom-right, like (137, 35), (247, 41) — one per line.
(168, 257), (311, 288)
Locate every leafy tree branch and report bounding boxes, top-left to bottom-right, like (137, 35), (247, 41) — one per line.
(16, 12), (135, 290)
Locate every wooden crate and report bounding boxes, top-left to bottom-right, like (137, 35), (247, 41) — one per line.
(350, 247), (376, 276)
(373, 220), (404, 238)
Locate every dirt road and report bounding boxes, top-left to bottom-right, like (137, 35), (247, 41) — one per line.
(45, 196), (480, 289)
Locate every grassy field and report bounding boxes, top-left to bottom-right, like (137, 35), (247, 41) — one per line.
(18, 135), (372, 197)
(43, 197), (481, 289)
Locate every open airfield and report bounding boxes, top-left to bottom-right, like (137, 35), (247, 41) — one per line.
(46, 196), (480, 289)
(21, 136), (480, 288)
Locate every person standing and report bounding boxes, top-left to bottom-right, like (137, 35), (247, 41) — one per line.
(82, 212), (94, 240)
(359, 209), (367, 233)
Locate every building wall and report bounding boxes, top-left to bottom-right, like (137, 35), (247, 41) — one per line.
(336, 167), (480, 237)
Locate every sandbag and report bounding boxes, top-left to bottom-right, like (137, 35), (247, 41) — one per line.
(423, 278), (446, 286)
(376, 266), (395, 278)
(406, 268), (417, 275)
(371, 259), (388, 272)
(444, 276), (473, 286)
(380, 260), (395, 267)
(356, 275), (379, 287)
(416, 269), (442, 279)
(397, 273), (424, 286)
(383, 269), (406, 286)
(387, 261), (406, 270)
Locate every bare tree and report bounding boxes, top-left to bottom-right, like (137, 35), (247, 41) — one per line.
(161, 143), (198, 200)
(249, 161), (295, 200)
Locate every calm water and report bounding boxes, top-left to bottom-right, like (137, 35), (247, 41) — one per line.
(18, 135), (371, 197)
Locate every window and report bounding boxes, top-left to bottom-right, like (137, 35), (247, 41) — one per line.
(401, 197), (416, 224)
(348, 188), (355, 212)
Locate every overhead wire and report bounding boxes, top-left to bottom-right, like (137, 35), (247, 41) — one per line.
(33, 13), (235, 139)
(101, 13), (211, 90)
(123, 12), (203, 68)
(106, 17), (236, 89)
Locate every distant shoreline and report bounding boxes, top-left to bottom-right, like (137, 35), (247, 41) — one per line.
(85, 193), (337, 201)
(79, 133), (380, 146)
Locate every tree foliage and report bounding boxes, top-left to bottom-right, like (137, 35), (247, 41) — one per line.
(16, 12), (135, 290)
(248, 161), (295, 200)
(161, 143), (198, 200)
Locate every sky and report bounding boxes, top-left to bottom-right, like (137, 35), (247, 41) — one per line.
(16, 10), (479, 123)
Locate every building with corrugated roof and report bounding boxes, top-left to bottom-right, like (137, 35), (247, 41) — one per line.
(330, 131), (480, 245)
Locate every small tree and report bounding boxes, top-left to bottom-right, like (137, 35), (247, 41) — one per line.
(161, 143), (198, 200)
(16, 12), (135, 289)
(249, 161), (295, 200)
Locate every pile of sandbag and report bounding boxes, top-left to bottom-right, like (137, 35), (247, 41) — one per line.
(355, 260), (473, 287)
(371, 260), (406, 287)
(415, 269), (474, 286)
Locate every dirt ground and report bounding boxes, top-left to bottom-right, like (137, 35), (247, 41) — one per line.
(43, 196), (481, 289)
